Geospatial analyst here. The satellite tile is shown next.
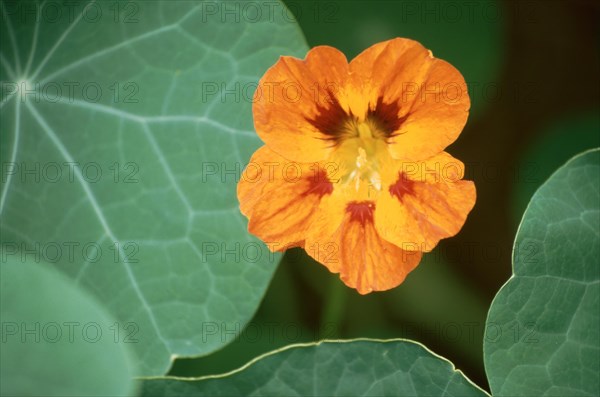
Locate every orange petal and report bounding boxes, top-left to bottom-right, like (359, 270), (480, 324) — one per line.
(305, 198), (422, 294)
(253, 46), (351, 163)
(348, 37), (432, 119)
(386, 59), (470, 160)
(375, 152), (476, 252)
(348, 38), (470, 160)
(237, 146), (334, 251)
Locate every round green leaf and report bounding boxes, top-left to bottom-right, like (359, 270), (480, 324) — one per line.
(0, 257), (137, 396)
(142, 339), (488, 396)
(484, 149), (600, 396)
(0, 0), (308, 375)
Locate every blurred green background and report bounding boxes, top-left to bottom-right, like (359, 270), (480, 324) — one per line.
(167, 0), (600, 389)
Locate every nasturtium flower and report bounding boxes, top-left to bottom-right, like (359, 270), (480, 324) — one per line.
(238, 38), (476, 294)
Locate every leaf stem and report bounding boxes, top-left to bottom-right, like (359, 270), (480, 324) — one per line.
(319, 278), (347, 339)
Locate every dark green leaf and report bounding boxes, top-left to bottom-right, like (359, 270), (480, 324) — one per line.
(142, 339), (488, 396)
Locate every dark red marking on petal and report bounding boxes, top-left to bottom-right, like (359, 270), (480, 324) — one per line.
(346, 201), (375, 226)
(389, 172), (416, 202)
(305, 89), (353, 142)
(367, 96), (408, 138)
(302, 168), (333, 197)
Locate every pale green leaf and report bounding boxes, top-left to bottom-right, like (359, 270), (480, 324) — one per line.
(484, 149), (600, 396)
(0, 257), (137, 396)
(0, 0), (308, 375)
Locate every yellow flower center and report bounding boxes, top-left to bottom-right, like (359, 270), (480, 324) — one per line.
(331, 120), (393, 201)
